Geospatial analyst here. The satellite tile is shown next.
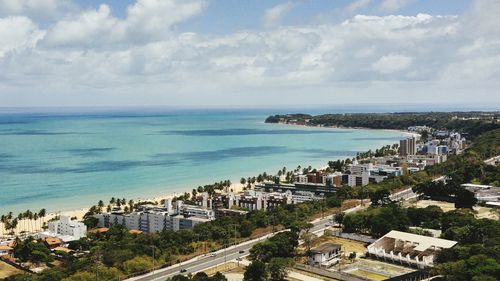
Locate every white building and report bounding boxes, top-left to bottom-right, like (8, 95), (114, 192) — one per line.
(367, 230), (457, 269)
(42, 216), (87, 242)
(95, 200), (215, 233)
(309, 243), (341, 266)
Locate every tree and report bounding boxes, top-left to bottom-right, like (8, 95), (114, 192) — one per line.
(334, 212), (345, 226)
(369, 188), (392, 206)
(170, 275), (189, 281)
(348, 252), (356, 262)
(267, 258), (293, 281)
(211, 272), (228, 281)
(240, 177), (246, 185)
(123, 255), (154, 274)
(244, 260), (268, 281)
(192, 272), (210, 281)
(455, 189), (477, 209)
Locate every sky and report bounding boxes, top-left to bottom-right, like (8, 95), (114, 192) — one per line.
(0, 0), (499, 107)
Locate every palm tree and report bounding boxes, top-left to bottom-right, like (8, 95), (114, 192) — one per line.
(128, 199), (134, 211)
(27, 210), (34, 233)
(17, 213), (23, 234)
(110, 197), (116, 205)
(38, 209), (46, 231)
(33, 213), (39, 231)
(0, 215), (6, 236)
(9, 219), (18, 235)
(98, 200), (104, 213)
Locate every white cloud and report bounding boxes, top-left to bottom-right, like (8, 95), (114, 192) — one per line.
(371, 54), (413, 74)
(42, 4), (122, 48)
(42, 0), (206, 47)
(380, 0), (413, 12)
(262, 2), (295, 28)
(0, 0), (73, 19)
(0, 0), (499, 106)
(0, 16), (44, 58)
(346, 0), (371, 13)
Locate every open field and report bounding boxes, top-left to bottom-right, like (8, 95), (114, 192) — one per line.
(0, 261), (23, 279)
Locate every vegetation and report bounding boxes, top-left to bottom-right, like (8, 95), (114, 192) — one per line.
(2, 195), (337, 281)
(167, 272), (227, 281)
(245, 232), (298, 281)
(266, 112), (500, 138)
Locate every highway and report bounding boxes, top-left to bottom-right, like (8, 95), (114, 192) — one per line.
(127, 215), (333, 281)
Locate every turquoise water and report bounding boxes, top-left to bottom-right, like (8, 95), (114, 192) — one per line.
(0, 108), (406, 213)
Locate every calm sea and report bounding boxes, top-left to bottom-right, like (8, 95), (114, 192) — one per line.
(0, 108), (408, 213)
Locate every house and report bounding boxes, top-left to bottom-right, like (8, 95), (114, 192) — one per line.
(53, 246), (73, 254)
(367, 230), (457, 269)
(43, 237), (63, 249)
(0, 245), (13, 257)
(128, 229), (143, 235)
(309, 243), (341, 266)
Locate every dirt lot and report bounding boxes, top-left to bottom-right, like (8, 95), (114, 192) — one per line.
(410, 199), (498, 219)
(0, 261), (23, 279)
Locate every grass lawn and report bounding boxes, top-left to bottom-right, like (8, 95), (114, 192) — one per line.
(348, 269), (388, 281)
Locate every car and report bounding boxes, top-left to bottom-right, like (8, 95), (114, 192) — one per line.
(238, 250), (245, 254)
(180, 269), (187, 273)
(210, 253), (217, 257)
(236, 257), (242, 261)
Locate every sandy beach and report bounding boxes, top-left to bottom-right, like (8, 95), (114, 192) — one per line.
(0, 182), (248, 237)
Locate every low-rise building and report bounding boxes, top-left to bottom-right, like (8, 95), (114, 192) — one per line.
(214, 208), (248, 219)
(309, 243), (341, 266)
(367, 230), (457, 268)
(43, 237), (63, 249)
(462, 183), (500, 203)
(0, 245), (13, 256)
(38, 216), (87, 242)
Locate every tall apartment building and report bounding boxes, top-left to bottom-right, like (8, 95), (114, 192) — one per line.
(95, 200), (215, 233)
(400, 137), (416, 156)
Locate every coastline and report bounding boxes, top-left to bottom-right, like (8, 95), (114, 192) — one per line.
(0, 124), (407, 235)
(0, 182), (248, 236)
(269, 121), (419, 138)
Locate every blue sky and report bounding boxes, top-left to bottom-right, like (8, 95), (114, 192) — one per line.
(0, 0), (499, 107)
(73, 0), (472, 34)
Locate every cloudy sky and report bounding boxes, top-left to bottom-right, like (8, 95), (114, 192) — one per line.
(0, 0), (499, 107)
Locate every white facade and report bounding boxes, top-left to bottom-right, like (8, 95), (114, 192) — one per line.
(367, 231), (457, 269)
(309, 243), (341, 266)
(95, 201), (215, 233)
(47, 216), (87, 241)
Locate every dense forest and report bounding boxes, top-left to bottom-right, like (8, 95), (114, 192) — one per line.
(265, 112), (500, 138)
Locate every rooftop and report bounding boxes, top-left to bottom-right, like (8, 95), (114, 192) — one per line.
(311, 243), (341, 254)
(379, 230), (457, 251)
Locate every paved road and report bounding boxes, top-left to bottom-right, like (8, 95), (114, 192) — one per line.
(128, 216), (333, 281)
(128, 202), (373, 281)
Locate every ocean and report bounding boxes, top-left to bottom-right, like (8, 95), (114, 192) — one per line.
(0, 108), (407, 214)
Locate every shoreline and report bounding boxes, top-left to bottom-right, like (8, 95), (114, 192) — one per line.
(270, 121), (419, 138)
(1, 124), (407, 235)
